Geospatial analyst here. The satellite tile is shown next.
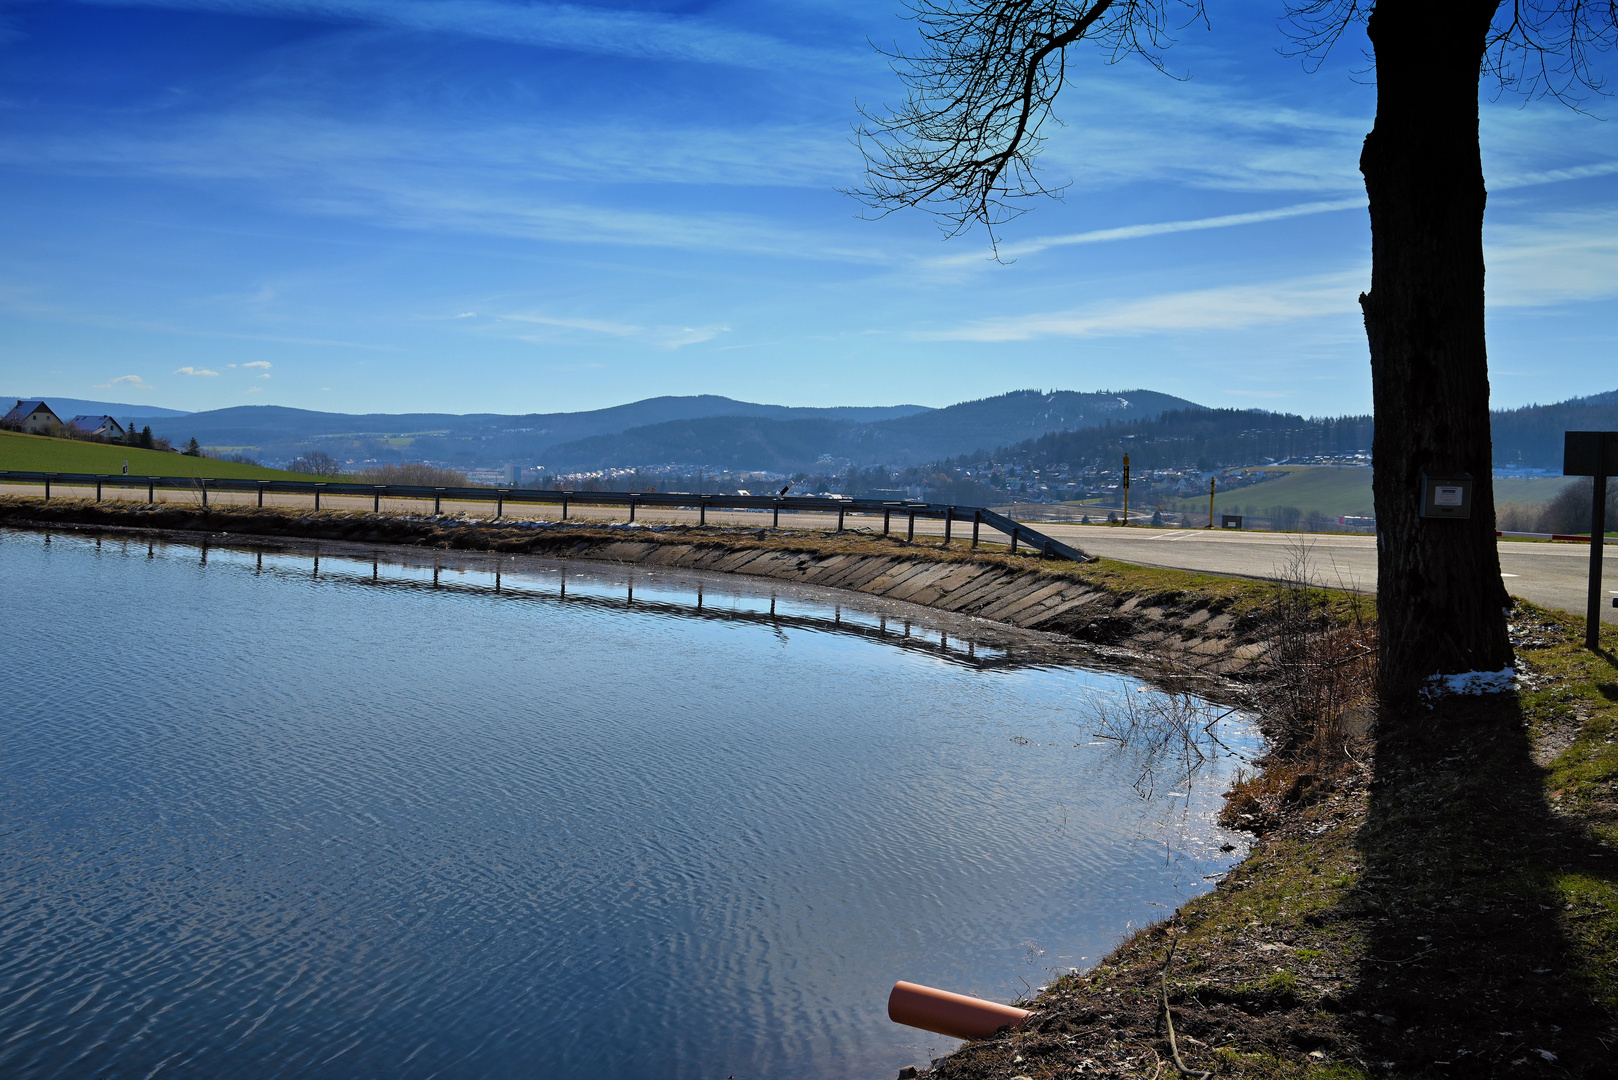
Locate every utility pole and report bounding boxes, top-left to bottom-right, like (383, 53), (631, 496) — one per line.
(1206, 476), (1216, 529)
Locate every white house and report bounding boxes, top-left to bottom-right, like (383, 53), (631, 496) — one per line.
(2, 400), (62, 434)
(67, 415), (126, 439)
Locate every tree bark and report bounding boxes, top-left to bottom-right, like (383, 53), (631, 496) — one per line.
(1360, 0), (1513, 700)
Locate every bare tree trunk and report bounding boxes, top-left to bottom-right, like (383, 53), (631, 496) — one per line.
(1360, 0), (1513, 700)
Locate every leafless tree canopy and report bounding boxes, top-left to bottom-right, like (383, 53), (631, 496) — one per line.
(854, 0), (1618, 242)
(852, 0), (1205, 241)
(1286, 0), (1618, 101)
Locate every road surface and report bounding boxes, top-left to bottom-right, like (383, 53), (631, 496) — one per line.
(1037, 523), (1617, 623)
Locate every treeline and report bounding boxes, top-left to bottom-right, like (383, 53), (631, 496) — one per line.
(1498, 478), (1618, 534)
(976, 409), (1376, 470)
(1490, 392), (1618, 471)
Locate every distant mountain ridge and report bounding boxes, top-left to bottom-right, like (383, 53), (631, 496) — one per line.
(540, 390), (1206, 470)
(96, 388), (1203, 472)
(4, 396), (191, 420)
(127, 395), (930, 447)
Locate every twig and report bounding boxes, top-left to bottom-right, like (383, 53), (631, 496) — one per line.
(1160, 933), (1212, 1080)
(1365, 946), (1435, 966)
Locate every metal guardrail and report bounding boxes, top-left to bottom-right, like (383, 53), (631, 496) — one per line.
(0, 470), (1095, 563)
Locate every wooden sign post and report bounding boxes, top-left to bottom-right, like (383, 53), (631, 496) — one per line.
(1564, 431), (1618, 649)
(1122, 454), (1130, 526)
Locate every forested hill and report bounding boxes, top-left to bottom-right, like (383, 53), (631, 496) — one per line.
(1491, 392), (1618, 470)
(981, 392), (1618, 471)
(541, 389), (1203, 469)
(981, 409), (1375, 471)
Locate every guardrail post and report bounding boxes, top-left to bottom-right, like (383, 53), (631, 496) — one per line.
(1009, 528), (1018, 554)
(497, 490), (505, 518)
(258, 482), (265, 508)
(837, 505), (845, 532)
(883, 508), (891, 536)
(95, 478), (103, 502)
(314, 483), (323, 511)
(44, 478), (50, 500)
(700, 497), (707, 526)
(629, 496), (636, 523)
(972, 510), (980, 549)
(773, 501), (780, 528)
(200, 479), (208, 507)
(434, 488), (443, 515)
(147, 478), (155, 503)
(907, 510), (915, 543)
(943, 506), (952, 545)
(373, 486), (381, 512)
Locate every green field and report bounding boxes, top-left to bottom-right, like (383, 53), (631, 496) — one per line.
(1166, 465), (1572, 520)
(0, 431), (323, 481)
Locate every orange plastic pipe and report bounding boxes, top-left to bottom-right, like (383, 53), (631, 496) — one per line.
(887, 981), (1032, 1040)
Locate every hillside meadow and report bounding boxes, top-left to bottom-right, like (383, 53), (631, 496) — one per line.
(1165, 465), (1570, 520)
(0, 431), (323, 481)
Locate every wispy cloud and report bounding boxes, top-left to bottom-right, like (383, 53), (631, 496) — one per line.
(926, 198), (1368, 267)
(0, 115), (877, 259)
(1487, 208), (1618, 308)
(243, 360), (271, 368)
(76, 0), (836, 70)
(498, 311), (728, 349)
(174, 365), (219, 375)
(923, 200), (1618, 342)
(921, 270), (1366, 342)
(95, 374), (153, 389)
(500, 313), (643, 338)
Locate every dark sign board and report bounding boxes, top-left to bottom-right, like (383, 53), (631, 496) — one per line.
(1420, 473), (1473, 519)
(1220, 514), (1243, 529)
(1564, 431), (1618, 476)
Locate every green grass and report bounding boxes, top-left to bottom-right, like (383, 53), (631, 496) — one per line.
(1163, 465), (1571, 520)
(0, 430), (324, 481)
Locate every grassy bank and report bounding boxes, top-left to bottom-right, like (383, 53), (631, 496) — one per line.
(926, 603), (1618, 1079)
(0, 430), (320, 480)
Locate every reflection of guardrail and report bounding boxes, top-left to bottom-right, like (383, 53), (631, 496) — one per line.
(0, 471), (1095, 563)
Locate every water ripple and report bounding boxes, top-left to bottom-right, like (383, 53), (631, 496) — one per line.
(0, 529), (1252, 1079)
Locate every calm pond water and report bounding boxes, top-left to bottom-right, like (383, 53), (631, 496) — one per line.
(0, 527), (1253, 1080)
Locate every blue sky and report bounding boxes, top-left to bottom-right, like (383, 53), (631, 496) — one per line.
(0, 0), (1614, 416)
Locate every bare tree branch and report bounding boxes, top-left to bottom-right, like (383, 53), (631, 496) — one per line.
(848, 0), (1205, 247)
(1283, 0), (1618, 106)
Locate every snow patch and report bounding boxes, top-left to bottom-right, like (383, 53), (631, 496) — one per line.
(1421, 666), (1517, 700)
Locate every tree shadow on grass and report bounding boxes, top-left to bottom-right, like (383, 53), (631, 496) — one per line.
(1346, 691), (1618, 1076)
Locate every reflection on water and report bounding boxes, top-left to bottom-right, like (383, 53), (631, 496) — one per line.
(0, 529), (1254, 1080)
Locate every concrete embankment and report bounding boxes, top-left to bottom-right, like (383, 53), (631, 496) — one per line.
(0, 497), (1275, 677)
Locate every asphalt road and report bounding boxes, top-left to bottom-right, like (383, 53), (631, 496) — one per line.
(6, 483), (1612, 621)
(1038, 523), (1618, 623)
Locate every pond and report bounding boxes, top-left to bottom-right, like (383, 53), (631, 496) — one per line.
(0, 527), (1253, 1079)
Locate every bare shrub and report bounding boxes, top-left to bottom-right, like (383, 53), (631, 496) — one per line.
(1533, 477), (1617, 535)
(1221, 541), (1376, 830)
(290, 450), (345, 477)
(1257, 542), (1377, 754)
(1089, 688), (1244, 800)
(355, 462), (473, 486)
